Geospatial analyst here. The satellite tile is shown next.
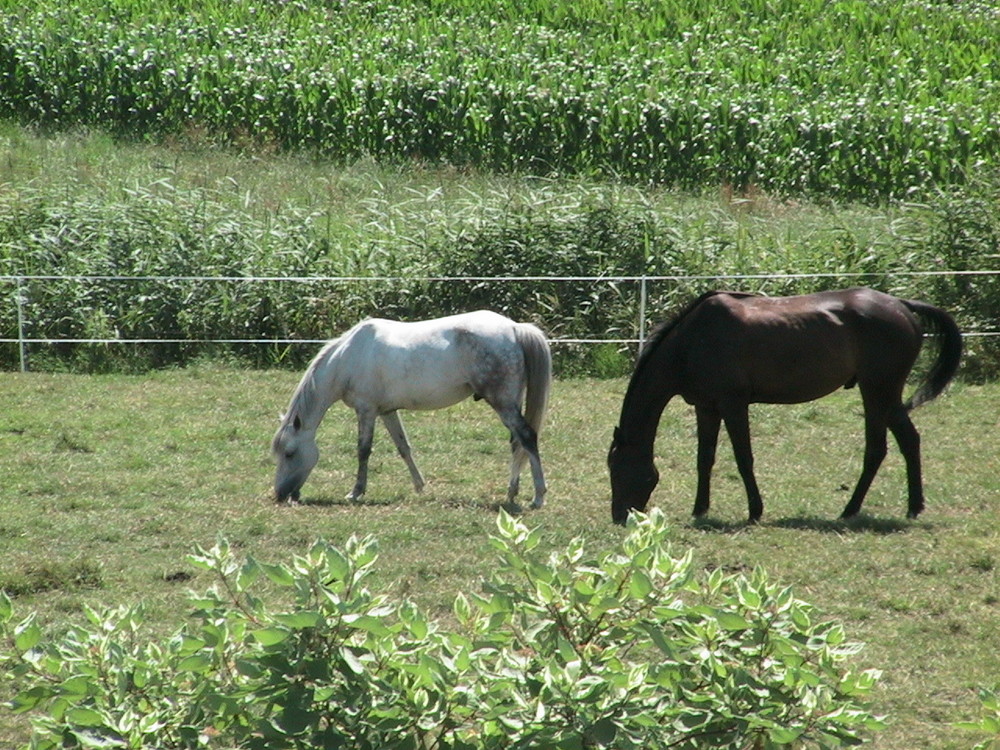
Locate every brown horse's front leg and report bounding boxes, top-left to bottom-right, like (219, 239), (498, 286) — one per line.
(720, 403), (764, 523)
(693, 406), (721, 517)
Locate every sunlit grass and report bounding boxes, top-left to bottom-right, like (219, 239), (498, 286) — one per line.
(0, 370), (995, 747)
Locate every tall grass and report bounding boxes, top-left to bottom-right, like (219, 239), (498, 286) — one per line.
(1, 130), (998, 375)
(1, 0), (999, 200)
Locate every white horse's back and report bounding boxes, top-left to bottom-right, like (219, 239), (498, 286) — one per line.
(337, 311), (527, 412)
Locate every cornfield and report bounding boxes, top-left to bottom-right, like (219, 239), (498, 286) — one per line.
(2, 0), (999, 201)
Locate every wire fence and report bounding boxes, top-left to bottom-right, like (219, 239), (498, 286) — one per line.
(3, 270), (999, 373)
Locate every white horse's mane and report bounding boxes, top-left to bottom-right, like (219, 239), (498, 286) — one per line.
(279, 336), (344, 430)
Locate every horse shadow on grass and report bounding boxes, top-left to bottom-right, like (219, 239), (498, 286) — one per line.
(287, 492), (525, 515)
(690, 513), (920, 536)
(289, 494), (399, 509)
(439, 495), (529, 515)
(773, 513), (922, 534)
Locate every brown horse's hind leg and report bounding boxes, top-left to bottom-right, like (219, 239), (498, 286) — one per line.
(840, 398), (890, 519)
(888, 409), (924, 518)
(693, 406), (722, 517)
(720, 403), (764, 523)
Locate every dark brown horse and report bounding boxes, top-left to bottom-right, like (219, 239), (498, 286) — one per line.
(608, 288), (962, 525)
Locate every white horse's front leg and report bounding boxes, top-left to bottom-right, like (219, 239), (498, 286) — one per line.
(381, 411), (425, 492)
(350, 408), (377, 501)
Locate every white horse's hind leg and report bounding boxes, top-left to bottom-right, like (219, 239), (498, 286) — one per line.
(350, 408), (377, 501)
(380, 411), (425, 492)
(507, 442), (527, 501)
(494, 406), (546, 509)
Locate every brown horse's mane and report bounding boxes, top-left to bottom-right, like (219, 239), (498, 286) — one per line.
(621, 290), (755, 414)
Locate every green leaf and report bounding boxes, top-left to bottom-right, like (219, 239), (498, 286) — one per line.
(0, 591), (12, 622)
(714, 611), (751, 631)
(341, 648), (365, 675)
(640, 623), (675, 658)
(954, 720), (985, 731)
(736, 582), (762, 609)
(453, 591), (472, 623)
(980, 716), (1000, 733)
(252, 627), (291, 646)
(177, 653), (213, 672)
(408, 615), (428, 640)
(14, 618), (42, 652)
(343, 614), (393, 637)
(765, 726), (803, 744)
(65, 706), (106, 727)
(61, 675), (93, 696)
(10, 685), (56, 713)
(496, 509), (518, 540)
(277, 705), (319, 735)
(237, 559), (261, 590)
(258, 562), (295, 587)
(75, 732), (124, 749)
(274, 611), (322, 629)
(629, 568), (654, 598)
(588, 717), (618, 746)
(322, 547), (352, 583)
(790, 605), (812, 631)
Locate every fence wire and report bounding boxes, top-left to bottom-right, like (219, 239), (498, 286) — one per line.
(3, 271), (999, 373)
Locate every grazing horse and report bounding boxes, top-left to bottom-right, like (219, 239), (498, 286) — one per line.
(272, 311), (551, 509)
(608, 288), (962, 525)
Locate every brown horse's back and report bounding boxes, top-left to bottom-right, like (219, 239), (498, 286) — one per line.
(673, 288), (923, 406)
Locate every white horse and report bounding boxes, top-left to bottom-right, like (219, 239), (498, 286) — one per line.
(271, 310), (552, 509)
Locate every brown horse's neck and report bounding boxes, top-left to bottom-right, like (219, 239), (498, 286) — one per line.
(616, 336), (678, 450)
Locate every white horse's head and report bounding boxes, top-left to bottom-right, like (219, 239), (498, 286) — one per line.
(271, 413), (319, 503)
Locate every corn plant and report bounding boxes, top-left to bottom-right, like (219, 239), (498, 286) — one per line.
(1, 0), (999, 200)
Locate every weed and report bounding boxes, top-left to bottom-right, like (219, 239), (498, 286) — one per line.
(0, 559), (102, 597)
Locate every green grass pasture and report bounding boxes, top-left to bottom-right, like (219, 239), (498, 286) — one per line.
(0, 369), (996, 747)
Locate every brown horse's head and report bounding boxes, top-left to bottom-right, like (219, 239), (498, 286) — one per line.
(608, 427), (659, 525)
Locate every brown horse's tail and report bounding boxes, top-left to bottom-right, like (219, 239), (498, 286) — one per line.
(903, 299), (963, 411)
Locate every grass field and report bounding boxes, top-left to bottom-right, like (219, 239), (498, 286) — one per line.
(0, 368), (996, 747)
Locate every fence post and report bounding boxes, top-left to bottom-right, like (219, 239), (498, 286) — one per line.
(638, 275), (648, 351)
(16, 276), (27, 372)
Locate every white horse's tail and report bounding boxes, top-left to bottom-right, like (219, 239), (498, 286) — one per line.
(514, 323), (552, 434)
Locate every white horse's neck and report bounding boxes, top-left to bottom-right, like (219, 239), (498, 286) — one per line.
(285, 338), (348, 432)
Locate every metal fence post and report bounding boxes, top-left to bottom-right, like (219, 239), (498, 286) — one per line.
(638, 275), (648, 351)
(16, 276), (28, 372)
